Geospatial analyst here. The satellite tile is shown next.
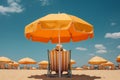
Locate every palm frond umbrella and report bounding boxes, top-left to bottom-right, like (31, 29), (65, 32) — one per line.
(18, 57), (36, 69)
(25, 13), (94, 77)
(38, 60), (48, 69)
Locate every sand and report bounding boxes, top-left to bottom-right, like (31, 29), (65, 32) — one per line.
(0, 70), (120, 80)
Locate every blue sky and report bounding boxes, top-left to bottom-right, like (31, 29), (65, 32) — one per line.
(0, 0), (120, 67)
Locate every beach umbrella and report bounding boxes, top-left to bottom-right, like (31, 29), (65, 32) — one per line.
(9, 61), (19, 69)
(101, 61), (114, 66)
(18, 57), (36, 64)
(0, 56), (12, 63)
(70, 59), (76, 64)
(88, 56), (107, 65)
(18, 57), (36, 69)
(38, 60), (48, 65)
(70, 59), (76, 69)
(24, 13), (94, 77)
(116, 55), (120, 62)
(0, 56), (12, 69)
(38, 61), (48, 69)
(101, 61), (114, 70)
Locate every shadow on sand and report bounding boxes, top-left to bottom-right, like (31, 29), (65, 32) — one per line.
(28, 74), (101, 80)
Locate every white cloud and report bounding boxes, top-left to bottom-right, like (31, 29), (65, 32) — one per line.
(39, 0), (50, 6)
(96, 49), (107, 54)
(76, 47), (87, 51)
(117, 45), (120, 49)
(95, 44), (106, 50)
(105, 32), (120, 39)
(0, 0), (23, 15)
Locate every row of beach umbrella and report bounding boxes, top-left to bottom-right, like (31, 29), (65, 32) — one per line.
(0, 56), (76, 69)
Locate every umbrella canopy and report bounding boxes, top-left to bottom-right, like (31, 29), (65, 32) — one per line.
(25, 13), (94, 43)
(38, 60), (48, 65)
(9, 61), (19, 67)
(0, 56), (12, 63)
(88, 56), (107, 65)
(101, 61), (114, 66)
(18, 57), (36, 64)
(70, 59), (76, 64)
(116, 55), (120, 62)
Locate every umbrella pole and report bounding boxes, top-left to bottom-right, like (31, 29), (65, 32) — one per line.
(58, 28), (61, 77)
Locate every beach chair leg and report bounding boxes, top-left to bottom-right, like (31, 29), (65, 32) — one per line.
(67, 70), (72, 77)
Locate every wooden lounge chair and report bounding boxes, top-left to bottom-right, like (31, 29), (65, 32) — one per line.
(47, 49), (71, 77)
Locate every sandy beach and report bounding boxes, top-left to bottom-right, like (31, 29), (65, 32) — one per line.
(0, 70), (120, 80)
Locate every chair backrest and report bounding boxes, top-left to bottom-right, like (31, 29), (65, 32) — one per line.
(48, 49), (71, 72)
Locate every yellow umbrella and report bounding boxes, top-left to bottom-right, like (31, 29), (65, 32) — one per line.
(0, 56), (12, 69)
(38, 60), (48, 65)
(9, 61), (19, 69)
(116, 55), (120, 62)
(18, 57), (36, 64)
(88, 56), (107, 65)
(101, 61), (114, 66)
(38, 61), (48, 69)
(24, 13), (94, 77)
(70, 59), (76, 64)
(0, 56), (12, 63)
(18, 57), (36, 69)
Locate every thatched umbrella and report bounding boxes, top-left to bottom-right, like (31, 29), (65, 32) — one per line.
(38, 60), (48, 69)
(18, 57), (36, 69)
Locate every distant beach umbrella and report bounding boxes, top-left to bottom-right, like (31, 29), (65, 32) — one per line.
(70, 59), (76, 64)
(75, 67), (83, 70)
(101, 61), (114, 66)
(18, 57), (36, 64)
(9, 61), (19, 67)
(0, 56), (12, 63)
(116, 55), (120, 62)
(38, 60), (48, 65)
(38, 60), (48, 69)
(88, 56), (107, 65)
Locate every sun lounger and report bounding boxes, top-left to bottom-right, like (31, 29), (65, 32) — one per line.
(47, 49), (71, 77)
